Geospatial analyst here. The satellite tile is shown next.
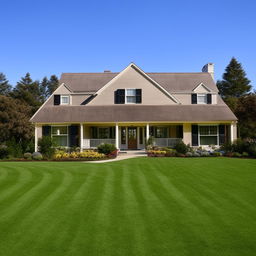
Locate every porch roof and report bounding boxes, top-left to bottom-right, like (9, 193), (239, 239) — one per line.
(30, 105), (237, 123)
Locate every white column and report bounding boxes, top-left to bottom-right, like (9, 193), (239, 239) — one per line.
(115, 123), (119, 149)
(230, 122), (234, 143)
(146, 123), (149, 141)
(80, 123), (83, 152)
(34, 125), (38, 152)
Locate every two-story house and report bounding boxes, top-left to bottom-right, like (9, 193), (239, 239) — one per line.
(30, 63), (237, 152)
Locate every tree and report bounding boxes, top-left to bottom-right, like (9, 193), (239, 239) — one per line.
(47, 75), (59, 96)
(0, 73), (11, 96)
(11, 73), (42, 113)
(0, 95), (33, 143)
(235, 94), (256, 139)
(217, 58), (252, 98)
(40, 76), (49, 102)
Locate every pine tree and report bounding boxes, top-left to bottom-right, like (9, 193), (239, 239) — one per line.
(0, 73), (11, 96)
(11, 73), (42, 113)
(217, 58), (252, 98)
(47, 75), (59, 96)
(40, 76), (49, 101)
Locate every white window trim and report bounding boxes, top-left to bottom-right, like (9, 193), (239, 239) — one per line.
(60, 95), (70, 105)
(51, 125), (69, 147)
(198, 124), (219, 146)
(125, 88), (137, 104)
(197, 94), (207, 104)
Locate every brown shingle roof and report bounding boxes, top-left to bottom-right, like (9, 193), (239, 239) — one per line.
(60, 72), (217, 93)
(31, 105), (237, 123)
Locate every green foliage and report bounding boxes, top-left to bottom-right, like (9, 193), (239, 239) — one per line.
(97, 143), (117, 155)
(38, 136), (56, 159)
(233, 152), (242, 157)
(32, 152), (43, 160)
(212, 151), (222, 157)
(24, 152), (32, 159)
(174, 141), (189, 154)
(6, 139), (23, 158)
(0, 73), (11, 96)
(242, 152), (249, 158)
(217, 57), (252, 98)
(0, 145), (9, 159)
(146, 136), (155, 147)
(185, 152), (193, 157)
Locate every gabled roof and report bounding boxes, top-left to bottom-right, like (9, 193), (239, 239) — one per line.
(60, 68), (218, 94)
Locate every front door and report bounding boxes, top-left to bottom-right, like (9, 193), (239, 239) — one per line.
(128, 127), (137, 149)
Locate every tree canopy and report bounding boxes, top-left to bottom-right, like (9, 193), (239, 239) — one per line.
(0, 73), (11, 96)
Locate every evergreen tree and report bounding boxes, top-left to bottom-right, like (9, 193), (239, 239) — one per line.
(11, 73), (42, 113)
(217, 58), (252, 98)
(40, 76), (49, 102)
(0, 73), (11, 96)
(47, 75), (59, 96)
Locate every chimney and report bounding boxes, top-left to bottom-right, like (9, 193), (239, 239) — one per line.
(104, 70), (111, 73)
(202, 63), (214, 80)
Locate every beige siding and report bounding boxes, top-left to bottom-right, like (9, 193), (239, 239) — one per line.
(183, 123), (191, 145)
(88, 66), (176, 105)
(72, 95), (91, 105)
(173, 93), (218, 105)
(83, 126), (90, 139)
(36, 125), (42, 139)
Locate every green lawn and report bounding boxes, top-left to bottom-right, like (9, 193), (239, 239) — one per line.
(0, 158), (256, 256)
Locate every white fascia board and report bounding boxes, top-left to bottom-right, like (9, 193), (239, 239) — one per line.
(192, 82), (212, 92)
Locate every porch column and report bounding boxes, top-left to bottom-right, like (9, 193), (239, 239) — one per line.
(115, 123), (119, 149)
(34, 125), (38, 152)
(230, 122), (234, 143)
(146, 123), (149, 141)
(80, 123), (83, 152)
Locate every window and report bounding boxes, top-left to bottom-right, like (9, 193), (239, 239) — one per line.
(199, 125), (218, 145)
(98, 128), (109, 139)
(60, 95), (70, 105)
(156, 127), (168, 138)
(52, 126), (68, 147)
(126, 89), (136, 103)
(197, 94), (207, 104)
(90, 127), (115, 139)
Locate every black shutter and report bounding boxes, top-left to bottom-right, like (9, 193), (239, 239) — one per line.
(42, 126), (51, 136)
(54, 95), (60, 105)
(207, 94), (212, 104)
(177, 125), (183, 138)
(136, 89), (142, 103)
(114, 89), (125, 104)
(191, 94), (197, 104)
(219, 125), (225, 145)
(69, 125), (79, 147)
(192, 125), (199, 146)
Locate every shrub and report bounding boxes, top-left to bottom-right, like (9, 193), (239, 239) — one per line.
(193, 152), (200, 157)
(212, 151), (222, 157)
(176, 153), (185, 157)
(97, 143), (116, 155)
(24, 152), (32, 159)
(38, 136), (56, 159)
(146, 136), (155, 148)
(233, 152), (241, 158)
(0, 145), (9, 159)
(164, 148), (176, 157)
(32, 152), (43, 160)
(174, 141), (189, 154)
(242, 152), (249, 158)
(185, 152), (193, 157)
(200, 152), (210, 157)
(6, 139), (23, 158)
(147, 150), (166, 157)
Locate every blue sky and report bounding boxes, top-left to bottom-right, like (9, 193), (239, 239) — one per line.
(1, 0), (255, 89)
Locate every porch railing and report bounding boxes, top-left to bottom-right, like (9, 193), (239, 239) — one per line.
(154, 138), (182, 147)
(83, 139), (116, 149)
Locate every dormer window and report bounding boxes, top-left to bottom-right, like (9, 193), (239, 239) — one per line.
(191, 93), (212, 104)
(115, 89), (142, 104)
(61, 95), (70, 105)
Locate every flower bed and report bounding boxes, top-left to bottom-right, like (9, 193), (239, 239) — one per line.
(53, 150), (107, 161)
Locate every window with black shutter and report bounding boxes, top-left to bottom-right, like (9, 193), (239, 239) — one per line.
(192, 125), (199, 146)
(69, 125), (79, 147)
(207, 94), (212, 104)
(219, 125), (225, 145)
(42, 126), (51, 136)
(136, 89), (142, 103)
(191, 94), (197, 104)
(54, 95), (60, 105)
(114, 89), (125, 104)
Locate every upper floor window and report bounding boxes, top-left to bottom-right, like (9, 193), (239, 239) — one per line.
(115, 89), (142, 104)
(54, 95), (70, 105)
(61, 95), (70, 105)
(191, 93), (212, 104)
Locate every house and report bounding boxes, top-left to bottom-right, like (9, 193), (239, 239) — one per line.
(30, 63), (237, 152)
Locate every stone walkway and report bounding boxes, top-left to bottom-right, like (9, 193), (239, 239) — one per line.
(85, 150), (147, 163)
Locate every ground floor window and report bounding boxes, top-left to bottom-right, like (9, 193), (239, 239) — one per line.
(51, 126), (68, 147)
(121, 127), (126, 144)
(90, 127), (115, 139)
(199, 125), (218, 145)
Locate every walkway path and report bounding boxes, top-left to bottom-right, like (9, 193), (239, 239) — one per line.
(85, 150), (147, 163)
